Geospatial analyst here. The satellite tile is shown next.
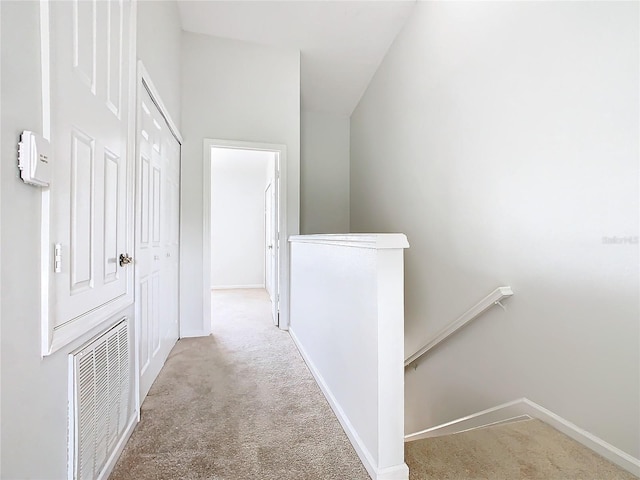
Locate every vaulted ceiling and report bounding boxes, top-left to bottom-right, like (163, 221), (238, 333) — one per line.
(177, 1), (416, 116)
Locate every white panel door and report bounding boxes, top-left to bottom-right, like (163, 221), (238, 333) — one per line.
(264, 181), (278, 325)
(265, 182), (273, 298)
(161, 124), (181, 346)
(49, 0), (133, 351)
(136, 86), (180, 402)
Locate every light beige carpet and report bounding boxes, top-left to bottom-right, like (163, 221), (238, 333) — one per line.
(110, 289), (637, 480)
(109, 289), (370, 480)
(405, 418), (638, 480)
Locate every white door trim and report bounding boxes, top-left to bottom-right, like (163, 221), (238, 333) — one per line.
(203, 139), (290, 332)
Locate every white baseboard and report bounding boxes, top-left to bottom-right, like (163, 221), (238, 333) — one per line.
(179, 329), (210, 338)
(290, 328), (408, 480)
(211, 284), (264, 290)
(520, 398), (640, 478)
(405, 397), (640, 478)
(377, 464), (410, 480)
(97, 413), (137, 480)
(404, 398), (532, 442)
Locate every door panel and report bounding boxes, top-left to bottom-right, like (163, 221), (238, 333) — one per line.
(272, 168), (280, 325)
(136, 86), (180, 401)
(151, 274), (161, 355)
(49, 0), (132, 347)
(74, 0), (96, 90)
(152, 167), (161, 244)
(265, 183), (273, 298)
(69, 129), (94, 294)
(106, 0), (123, 116)
(139, 278), (149, 373)
(163, 134), (181, 345)
(103, 150), (120, 284)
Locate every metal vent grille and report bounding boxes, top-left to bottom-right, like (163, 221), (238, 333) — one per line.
(70, 319), (130, 480)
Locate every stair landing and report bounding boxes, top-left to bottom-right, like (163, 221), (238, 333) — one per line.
(405, 419), (637, 480)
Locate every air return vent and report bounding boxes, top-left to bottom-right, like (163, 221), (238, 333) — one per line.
(69, 318), (131, 480)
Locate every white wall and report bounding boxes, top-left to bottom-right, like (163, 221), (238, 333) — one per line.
(0, 2), (182, 477)
(1, 4), (67, 477)
(350, 1), (639, 460)
(181, 32), (300, 336)
(301, 110), (350, 234)
(211, 148), (272, 288)
(137, 0), (182, 128)
(289, 234), (409, 479)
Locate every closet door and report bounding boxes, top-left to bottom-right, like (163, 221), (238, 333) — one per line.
(136, 85), (180, 402)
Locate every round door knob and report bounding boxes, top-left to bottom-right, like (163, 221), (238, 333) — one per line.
(119, 253), (133, 266)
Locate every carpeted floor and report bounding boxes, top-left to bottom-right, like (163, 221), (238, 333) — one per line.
(109, 289), (370, 480)
(405, 418), (638, 480)
(110, 288), (638, 480)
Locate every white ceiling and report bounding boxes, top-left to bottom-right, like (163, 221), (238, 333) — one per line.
(177, 1), (416, 116)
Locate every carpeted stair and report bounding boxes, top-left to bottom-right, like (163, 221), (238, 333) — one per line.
(405, 418), (638, 480)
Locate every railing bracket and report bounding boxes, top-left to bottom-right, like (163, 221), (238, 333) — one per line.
(494, 300), (507, 311)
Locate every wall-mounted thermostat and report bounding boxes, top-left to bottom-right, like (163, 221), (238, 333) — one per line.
(18, 131), (51, 187)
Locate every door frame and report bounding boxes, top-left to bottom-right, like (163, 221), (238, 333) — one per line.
(134, 61), (183, 415)
(203, 139), (289, 331)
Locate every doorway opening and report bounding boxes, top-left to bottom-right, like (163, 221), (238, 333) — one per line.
(202, 140), (288, 334)
(210, 147), (279, 325)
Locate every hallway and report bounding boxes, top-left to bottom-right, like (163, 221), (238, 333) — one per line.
(109, 289), (369, 479)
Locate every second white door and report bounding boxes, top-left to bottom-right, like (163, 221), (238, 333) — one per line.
(136, 85), (180, 402)
(264, 180), (278, 325)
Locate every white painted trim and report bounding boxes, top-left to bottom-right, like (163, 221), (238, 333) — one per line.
(289, 233), (409, 250)
(40, 0), (51, 140)
(40, 189), (52, 356)
(405, 398), (640, 477)
(376, 464), (411, 480)
(49, 300), (131, 354)
(290, 328), (409, 480)
(521, 399), (640, 477)
(67, 346), (75, 480)
(39, 0), (52, 357)
(180, 329), (211, 339)
(404, 398), (532, 442)
(96, 413), (137, 480)
(404, 286), (513, 367)
(203, 139), (292, 334)
(0, 3), (2, 471)
(211, 284), (264, 290)
(137, 61), (183, 144)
